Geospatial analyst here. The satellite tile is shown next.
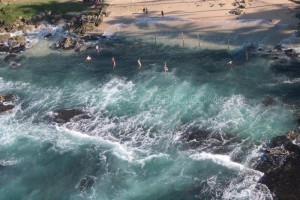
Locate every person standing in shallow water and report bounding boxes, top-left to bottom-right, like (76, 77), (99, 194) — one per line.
(86, 55), (92, 62)
(164, 62), (169, 73)
(137, 58), (142, 69)
(95, 45), (100, 54)
(112, 57), (116, 68)
(161, 10), (164, 17)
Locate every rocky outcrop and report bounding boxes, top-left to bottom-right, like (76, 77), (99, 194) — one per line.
(0, 35), (26, 54)
(179, 127), (241, 154)
(0, 94), (18, 113)
(52, 109), (92, 123)
(255, 130), (300, 200)
(53, 36), (83, 51)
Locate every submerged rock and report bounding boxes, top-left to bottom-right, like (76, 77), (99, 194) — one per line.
(0, 44), (10, 53)
(255, 131), (300, 200)
(43, 33), (53, 39)
(76, 175), (96, 191)
(3, 54), (22, 67)
(261, 96), (276, 107)
(271, 61), (300, 78)
(52, 109), (92, 123)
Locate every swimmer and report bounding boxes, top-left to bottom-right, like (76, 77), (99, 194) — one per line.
(112, 57), (116, 68)
(137, 58), (142, 69)
(227, 60), (233, 66)
(86, 55), (92, 62)
(164, 62), (169, 73)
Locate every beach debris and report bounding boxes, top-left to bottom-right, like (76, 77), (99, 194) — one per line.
(229, 8), (243, 15)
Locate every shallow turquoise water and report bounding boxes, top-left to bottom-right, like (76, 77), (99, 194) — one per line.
(0, 34), (298, 200)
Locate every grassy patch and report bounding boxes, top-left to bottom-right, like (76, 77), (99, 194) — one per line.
(0, 1), (92, 25)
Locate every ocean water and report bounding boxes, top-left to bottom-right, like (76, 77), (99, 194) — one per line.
(0, 24), (298, 200)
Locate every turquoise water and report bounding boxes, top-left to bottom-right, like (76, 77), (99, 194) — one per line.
(0, 31), (298, 200)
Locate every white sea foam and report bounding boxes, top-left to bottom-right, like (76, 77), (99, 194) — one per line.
(190, 152), (263, 176)
(0, 159), (19, 166)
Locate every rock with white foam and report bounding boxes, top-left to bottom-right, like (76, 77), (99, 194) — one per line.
(255, 130), (300, 200)
(52, 109), (92, 123)
(0, 94), (18, 113)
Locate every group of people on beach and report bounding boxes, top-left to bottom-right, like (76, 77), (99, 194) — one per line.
(85, 45), (169, 72)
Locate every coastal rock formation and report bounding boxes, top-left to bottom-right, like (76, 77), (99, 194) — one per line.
(52, 109), (92, 123)
(179, 127), (241, 154)
(53, 36), (82, 51)
(0, 94), (18, 113)
(255, 130), (300, 200)
(0, 35), (26, 54)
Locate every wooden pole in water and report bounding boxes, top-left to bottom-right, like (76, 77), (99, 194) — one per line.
(197, 34), (201, 48)
(227, 38), (230, 52)
(182, 32), (184, 47)
(155, 32), (157, 44)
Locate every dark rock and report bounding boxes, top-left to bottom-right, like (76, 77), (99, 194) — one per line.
(53, 109), (92, 123)
(3, 54), (22, 67)
(179, 127), (240, 154)
(0, 44), (9, 53)
(4, 54), (17, 63)
(43, 33), (52, 39)
(271, 62), (300, 78)
(0, 94), (18, 102)
(0, 94), (18, 113)
(10, 45), (25, 54)
(284, 48), (299, 58)
(53, 36), (81, 51)
(255, 131), (300, 200)
(77, 175), (96, 191)
(81, 35), (99, 42)
(0, 104), (15, 113)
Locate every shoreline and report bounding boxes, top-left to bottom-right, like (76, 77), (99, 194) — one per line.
(100, 0), (300, 49)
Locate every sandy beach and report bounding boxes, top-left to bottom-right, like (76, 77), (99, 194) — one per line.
(100, 0), (300, 49)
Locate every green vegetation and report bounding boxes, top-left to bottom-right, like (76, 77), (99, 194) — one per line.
(0, 1), (92, 25)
